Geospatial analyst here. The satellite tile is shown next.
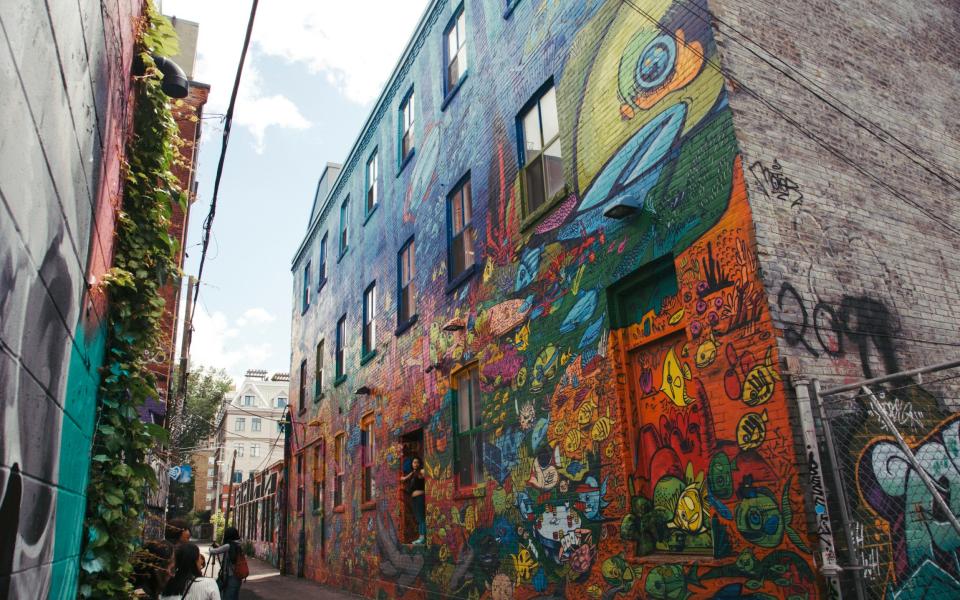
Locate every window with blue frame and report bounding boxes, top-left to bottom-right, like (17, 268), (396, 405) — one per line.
(366, 151), (379, 215)
(335, 314), (346, 381)
(453, 364), (483, 488)
(519, 84), (563, 217)
(447, 176), (475, 281)
(318, 233), (327, 288)
(339, 196), (350, 256)
(362, 282), (376, 358)
(444, 6), (467, 93)
(302, 261), (311, 312)
(314, 340), (324, 400)
(399, 90), (415, 165)
(397, 238), (416, 327)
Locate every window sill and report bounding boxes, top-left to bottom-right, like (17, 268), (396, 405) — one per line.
(300, 304), (310, 316)
(337, 248), (348, 264)
(363, 203), (379, 225)
(454, 485), (485, 501)
(441, 74), (467, 112)
(397, 148), (415, 177)
(317, 277), (327, 293)
(446, 263), (478, 295)
(360, 501), (376, 512)
(334, 374), (347, 387)
(360, 349), (377, 366)
(503, 0), (522, 19)
(395, 314), (419, 336)
(314, 392), (324, 404)
(519, 185), (570, 232)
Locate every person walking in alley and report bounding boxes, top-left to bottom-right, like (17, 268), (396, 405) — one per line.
(401, 457), (427, 544)
(159, 543), (220, 600)
(210, 526), (247, 599)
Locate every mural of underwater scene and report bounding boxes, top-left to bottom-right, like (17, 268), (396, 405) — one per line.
(286, 1), (820, 599)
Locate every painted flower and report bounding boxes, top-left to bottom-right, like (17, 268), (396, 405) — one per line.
(568, 543), (596, 574)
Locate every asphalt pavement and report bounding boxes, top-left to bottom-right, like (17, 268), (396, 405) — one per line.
(197, 543), (361, 600)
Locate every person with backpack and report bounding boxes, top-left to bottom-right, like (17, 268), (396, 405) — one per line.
(209, 526), (247, 599)
(158, 543), (220, 600)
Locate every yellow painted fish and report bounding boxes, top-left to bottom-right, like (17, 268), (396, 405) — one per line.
(737, 409), (768, 451)
(660, 348), (695, 407)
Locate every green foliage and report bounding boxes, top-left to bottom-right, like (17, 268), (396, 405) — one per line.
(78, 3), (185, 598)
(174, 366), (233, 452)
(211, 510), (226, 543)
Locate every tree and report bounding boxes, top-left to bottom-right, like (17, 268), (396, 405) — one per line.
(173, 365), (232, 452)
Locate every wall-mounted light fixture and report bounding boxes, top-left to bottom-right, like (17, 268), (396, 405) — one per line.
(355, 385), (372, 395)
(443, 317), (466, 332)
(603, 197), (647, 220)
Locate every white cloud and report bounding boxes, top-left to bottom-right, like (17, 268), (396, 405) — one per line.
(235, 307), (276, 327)
(162, 0), (429, 150)
(190, 307), (274, 376)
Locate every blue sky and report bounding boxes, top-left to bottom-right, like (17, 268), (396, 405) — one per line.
(163, 1), (429, 382)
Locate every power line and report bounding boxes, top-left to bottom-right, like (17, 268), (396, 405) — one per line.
(190, 0), (260, 323)
(672, 0), (960, 194)
(618, 0), (960, 237)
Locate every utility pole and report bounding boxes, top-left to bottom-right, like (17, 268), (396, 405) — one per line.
(224, 448), (237, 532)
(171, 275), (196, 446)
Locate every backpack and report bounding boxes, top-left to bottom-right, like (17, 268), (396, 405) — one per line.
(232, 543), (250, 580)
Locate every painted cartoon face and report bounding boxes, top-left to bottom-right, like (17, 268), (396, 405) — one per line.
(516, 491), (535, 521)
(529, 449), (560, 490)
(535, 503), (582, 559)
(645, 564), (689, 600)
(577, 476), (607, 520)
(660, 348), (695, 407)
(490, 573), (514, 600)
(672, 482), (706, 533)
(568, 542), (595, 574)
(694, 334), (719, 368)
(518, 401), (536, 430)
(735, 488), (783, 548)
(601, 554), (636, 590)
(707, 452), (734, 500)
(530, 344), (560, 393)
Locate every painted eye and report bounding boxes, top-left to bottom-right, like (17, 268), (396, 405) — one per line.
(635, 35), (678, 91)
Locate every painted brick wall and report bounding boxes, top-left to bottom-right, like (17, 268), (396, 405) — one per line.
(709, 0), (960, 597)
(288, 1), (824, 598)
(0, 0), (143, 597)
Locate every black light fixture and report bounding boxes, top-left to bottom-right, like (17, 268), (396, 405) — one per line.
(443, 317), (466, 332)
(603, 197), (646, 219)
(133, 53), (189, 98)
(355, 385), (372, 395)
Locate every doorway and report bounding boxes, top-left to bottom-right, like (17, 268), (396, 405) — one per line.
(400, 428), (424, 543)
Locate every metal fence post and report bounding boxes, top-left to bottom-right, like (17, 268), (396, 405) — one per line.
(812, 380), (868, 600)
(793, 377), (843, 599)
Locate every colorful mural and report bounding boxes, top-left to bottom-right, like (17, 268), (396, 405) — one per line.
(288, 0), (818, 598)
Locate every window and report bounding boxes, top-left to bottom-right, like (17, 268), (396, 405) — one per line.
(243, 395), (254, 406)
(207, 468), (214, 477)
(251, 418), (261, 432)
(519, 85), (563, 216)
(448, 177), (475, 281)
(334, 433), (345, 508)
(233, 471), (243, 484)
(296, 455), (304, 513)
(363, 283), (376, 358)
(251, 444), (260, 458)
(399, 90), (415, 164)
(361, 413), (376, 503)
(318, 234), (328, 289)
(275, 396), (288, 408)
(312, 443), (324, 511)
(444, 7), (467, 92)
(206, 480), (213, 490)
(453, 365), (483, 487)
(335, 315), (346, 381)
(299, 359), (308, 412)
(236, 445), (245, 458)
(366, 151), (379, 215)
(339, 197), (350, 256)
(315, 340), (325, 400)
(302, 261), (312, 312)
(235, 418), (246, 432)
(397, 238), (416, 326)
(208, 456), (215, 465)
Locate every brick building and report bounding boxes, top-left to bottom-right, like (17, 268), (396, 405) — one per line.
(287, 1), (959, 599)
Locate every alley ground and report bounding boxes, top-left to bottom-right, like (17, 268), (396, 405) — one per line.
(199, 544), (361, 600)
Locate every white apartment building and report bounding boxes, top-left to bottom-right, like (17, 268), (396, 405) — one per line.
(211, 369), (288, 511)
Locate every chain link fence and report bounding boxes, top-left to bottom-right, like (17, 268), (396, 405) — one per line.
(807, 360), (960, 600)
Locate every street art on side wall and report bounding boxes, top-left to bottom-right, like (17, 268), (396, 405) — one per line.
(288, 1), (819, 599)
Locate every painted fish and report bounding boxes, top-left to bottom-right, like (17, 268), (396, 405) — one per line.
(695, 331), (720, 368)
(736, 410), (768, 451)
(559, 288), (599, 334)
(741, 349), (780, 406)
(660, 348), (695, 407)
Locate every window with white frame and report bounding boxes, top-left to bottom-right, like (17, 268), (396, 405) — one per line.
(363, 283), (376, 357)
(448, 177), (475, 280)
(445, 6), (467, 91)
(366, 151), (379, 214)
(519, 85), (563, 216)
(400, 90), (415, 163)
(252, 417), (262, 432)
(398, 238), (416, 326)
(235, 417), (246, 432)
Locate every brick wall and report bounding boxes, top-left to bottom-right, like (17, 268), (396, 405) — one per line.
(0, 0), (143, 597)
(286, 0), (825, 598)
(710, 0), (960, 597)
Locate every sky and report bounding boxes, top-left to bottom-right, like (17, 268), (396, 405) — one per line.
(161, 0), (430, 383)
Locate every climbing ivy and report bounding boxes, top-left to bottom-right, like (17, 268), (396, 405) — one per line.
(79, 3), (184, 598)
